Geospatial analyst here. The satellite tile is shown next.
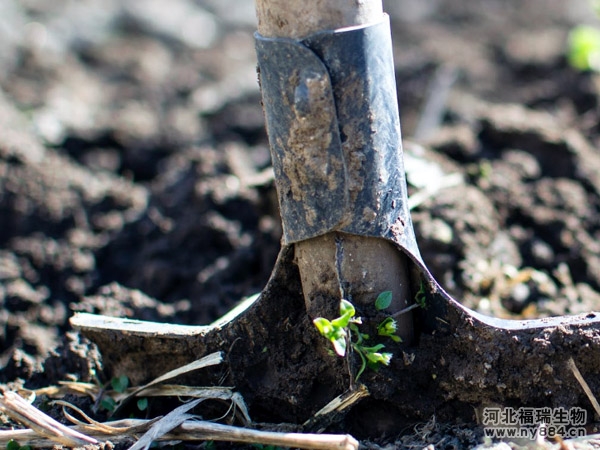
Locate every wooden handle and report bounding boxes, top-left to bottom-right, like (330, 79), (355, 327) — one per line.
(255, 0), (383, 38)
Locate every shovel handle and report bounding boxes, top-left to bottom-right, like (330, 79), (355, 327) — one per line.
(255, 0), (383, 39)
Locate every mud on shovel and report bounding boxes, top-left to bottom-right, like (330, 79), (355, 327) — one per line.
(72, 0), (600, 433)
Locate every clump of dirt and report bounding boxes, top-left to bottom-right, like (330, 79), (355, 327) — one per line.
(411, 100), (600, 319)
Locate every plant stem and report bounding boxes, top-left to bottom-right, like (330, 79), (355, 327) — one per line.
(345, 334), (355, 390)
(391, 303), (420, 319)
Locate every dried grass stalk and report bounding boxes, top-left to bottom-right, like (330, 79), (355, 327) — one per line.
(567, 357), (600, 418)
(113, 352), (223, 414)
(0, 391), (97, 447)
(0, 416), (359, 450)
(128, 398), (202, 450)
(304, 385), (369, 430)
(174, 420), (359, 450)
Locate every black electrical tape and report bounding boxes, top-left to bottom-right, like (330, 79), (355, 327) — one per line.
(255, 16), (420, 260)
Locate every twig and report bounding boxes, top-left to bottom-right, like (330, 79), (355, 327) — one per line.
(392, 303), (420, 318)
(413, 64), (458, 141)
(35, 381), (99, 399)
(128, 399), (202, 450)
(176, 420), (359, 450)
(53, 400), (160, 435)
(303, 385), (369, 432)
(0, 417), (359, 450)
(567, 357), (600, 418)
(113, 351), (223, 416)
(0, 391), (97, 447)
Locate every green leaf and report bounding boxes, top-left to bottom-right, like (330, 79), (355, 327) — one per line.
(378, 317), (397, 335)
(331, 336), (347, 357)
(331, 313), (350, 329)
(415, 282), (427, 309)
(137, 397), (148, 411)
(7, 440), (20, 450)
(111, 375), (130, 393)
(313, 317), (333, 337)
(362, 343), (386, 353)
(365, 349), (392, 366)
(332, 299), (356, 328)
(339, 299), (355, 318)
(359, 343), (392, 366)
(377, 317), (402, 342)
(314, 316), (347, 356)
(375, 291), (393, 310)
(100, 396), (117, 412)
(568, 25), (600, 72)
(6, 441), (30, 450)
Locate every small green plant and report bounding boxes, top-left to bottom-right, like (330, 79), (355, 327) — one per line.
(252, 444), (287, 450)
(313, 292), (401, 381)
(100, 375), (148, 413)
(100, 375), (130, 411)
(479, 161), (492, 181)
(111, 375), (130, 393)
(567, 1), (600, 72)
(415, 281), (427, 309)
(568, 25), (600, 72)
(6, 440), (31, 450)
(137, 397), (149, 411)
(377, 317), (401, 342)
(100, 395), (117, 412)
(313, 299), (357, 357)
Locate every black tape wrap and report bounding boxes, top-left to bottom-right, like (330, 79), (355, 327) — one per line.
(255, 15), (421, 261)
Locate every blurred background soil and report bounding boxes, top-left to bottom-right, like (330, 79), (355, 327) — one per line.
(2, 0), (600, 446)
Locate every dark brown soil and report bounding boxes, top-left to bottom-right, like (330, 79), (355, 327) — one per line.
(2, 0), (600, 448)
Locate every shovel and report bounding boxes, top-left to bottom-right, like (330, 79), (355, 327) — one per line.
(71, 0), (600, 431)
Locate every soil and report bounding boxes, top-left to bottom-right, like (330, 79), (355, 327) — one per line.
(2, 0), (600, 448)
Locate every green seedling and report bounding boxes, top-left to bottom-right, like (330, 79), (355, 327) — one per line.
(566, 0), (600, 73)
(568, 25), (600, 72)
(313, 294), (398, 381)
(6, 440), (31, 450)
(415, 281), (427, 309)
(374, 291), (402, 342)
(479, 161), (492, 181)
(313, 299), (358, 357)
(137, 397), (149, 411)
(203, 441), (216, 450)
(111, 375), (130, 393)
(350, 323), (393, 380)
(100, 375), (147, 413)
(100, 375), (129, 411)
(377, 317), (402, 342)
(100, 396), (117, 412)
(252, 444), (287, 450)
